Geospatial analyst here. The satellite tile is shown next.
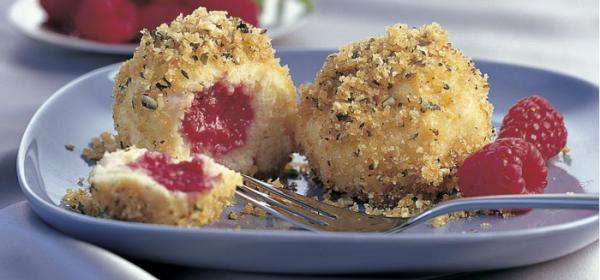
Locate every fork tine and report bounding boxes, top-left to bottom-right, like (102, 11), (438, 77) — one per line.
(237, 184), (403, 232)
(237, 185), (328, 227)
(242, 175), (337, 219)
(234, 189), (319, 231)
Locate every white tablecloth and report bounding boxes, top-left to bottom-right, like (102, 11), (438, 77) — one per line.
(1, 0), (597, 278)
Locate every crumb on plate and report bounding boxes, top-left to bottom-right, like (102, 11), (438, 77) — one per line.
(228, 211), (239, 220)
(480, 222), (492, 229)
(241, 203), (267, 217)
(82, 132), (123, 161)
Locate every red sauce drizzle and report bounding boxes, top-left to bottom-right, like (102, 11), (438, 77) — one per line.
(181, 80), (254, 156)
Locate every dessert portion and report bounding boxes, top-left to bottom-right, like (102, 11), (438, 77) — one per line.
(63, 148), (241, 226)
(295, 23), (494, 203)
(113, 8), (297, 175)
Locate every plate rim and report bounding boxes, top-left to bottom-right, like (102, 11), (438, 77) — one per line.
(16, 49), (600, 241)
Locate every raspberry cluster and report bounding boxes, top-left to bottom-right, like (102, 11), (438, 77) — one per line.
(458, 95), (567, 199)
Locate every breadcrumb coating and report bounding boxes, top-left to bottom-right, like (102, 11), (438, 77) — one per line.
(295, 23), (493, 202)
(113, 8), (296, 175)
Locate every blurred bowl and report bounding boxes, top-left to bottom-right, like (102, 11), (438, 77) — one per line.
(8, 0), (314, 55)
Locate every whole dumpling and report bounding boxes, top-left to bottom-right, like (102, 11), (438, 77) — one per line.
(295, 23), (494, 203)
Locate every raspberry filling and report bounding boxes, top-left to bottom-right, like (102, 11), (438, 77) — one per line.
(129, 152), (215, 193)
(182, 80), (254, 156)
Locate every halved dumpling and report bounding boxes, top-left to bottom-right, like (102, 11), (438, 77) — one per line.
(112, 8), (296, 175)
(84, 148), (240, 226)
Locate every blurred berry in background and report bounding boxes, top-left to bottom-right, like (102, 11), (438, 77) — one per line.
(40, 0), (260, 43)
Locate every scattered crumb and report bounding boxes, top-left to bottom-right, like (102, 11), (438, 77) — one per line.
(77, 177), (85, 186)
(430, 215), (450, 228)
(561, 146), (572, 165)
(82, 132), (122, 161)
(429, 211), (469, 228)
(320, 188), (461, 220)
(267, 178), (284, 189)
(500, 210), (515, 218)
(253, 207), (267, 217)
(240, 203), (267, 217)
(322, 190), (355, 208)
(318, 187), (477, 228)
(480, 222), (492, 229)
(283, 153), (311, 175)
(64, 144), (75, 151)
(228, 211), (239, 220)
(349, 202), (360, 212)
(241, 203), (254, 214)
(60, 188), (99, 216)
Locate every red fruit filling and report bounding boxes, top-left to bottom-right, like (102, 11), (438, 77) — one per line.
(182, 80), (254, 156)
(458, 138), (548, 197)
(129, 152), (215, 193)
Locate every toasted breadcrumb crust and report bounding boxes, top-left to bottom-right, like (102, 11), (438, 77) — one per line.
(63, 148), (241, 226)
(295, 23), (493, 202)
(113, 8), (296, 175)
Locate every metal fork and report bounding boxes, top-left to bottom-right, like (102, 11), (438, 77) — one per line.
(236, 175), (599, 233)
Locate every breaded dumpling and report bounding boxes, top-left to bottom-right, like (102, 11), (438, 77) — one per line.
(295, 23), (493, 203)
(63, 148), (241, 226)
(113, 8), (296, 175)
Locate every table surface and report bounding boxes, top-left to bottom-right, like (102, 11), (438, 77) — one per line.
(0, 0), (597, 279)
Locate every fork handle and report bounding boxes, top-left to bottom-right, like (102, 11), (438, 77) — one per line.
(388, 193), (599, 233)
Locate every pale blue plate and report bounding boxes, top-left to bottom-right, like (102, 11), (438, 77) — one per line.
(17, 49), (599, 273)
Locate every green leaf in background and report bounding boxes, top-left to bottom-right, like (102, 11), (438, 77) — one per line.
(298, 0), (315, 12)
(257, 0), (315, 13)
(257, 0), (265, 10)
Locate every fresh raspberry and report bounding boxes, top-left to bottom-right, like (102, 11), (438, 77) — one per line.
(139, 2), (189, 31)
(74, 0), (140, 44)
(498, 95), (567, 160)
(458, 138), (548, 197)
(184, 0), (259, 26)
(40, 0), (80, 25)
